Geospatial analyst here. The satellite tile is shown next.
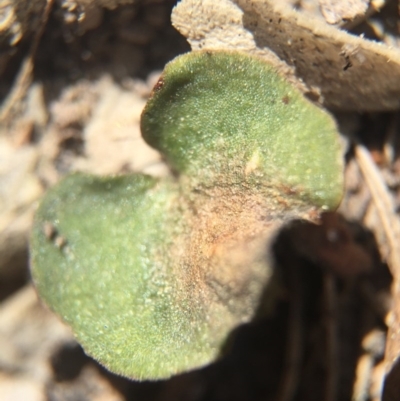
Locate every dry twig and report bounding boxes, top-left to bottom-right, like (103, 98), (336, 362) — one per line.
(355, 144), (400, 275)
(0, 0), (54, 125)
(355, 144), (400, 380)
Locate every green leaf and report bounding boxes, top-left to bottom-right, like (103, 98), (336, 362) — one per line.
(31, 50), (344, 380)
(31, 174), (197, 379)
(142, 50), (343, 210)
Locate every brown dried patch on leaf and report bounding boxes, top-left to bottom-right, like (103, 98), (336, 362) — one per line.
(172, 0), (400, 111)
(151, 76), (165, 94)
(179, 190), (280, 322)
(172, 179), (328, 332)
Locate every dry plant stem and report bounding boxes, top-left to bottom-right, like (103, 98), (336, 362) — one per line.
(354, 144), (400, 373)
(352, 327), (385, 401)
(0, 0), (54, 124)
(275, 266), (303, 401)
(323, 272), (338, 401)
(354, 145), (400, 275)
(353, 353), (374, 401)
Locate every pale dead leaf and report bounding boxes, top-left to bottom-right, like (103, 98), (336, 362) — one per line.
(319, 0), (369, 24)
(172, 0), (400, 111)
